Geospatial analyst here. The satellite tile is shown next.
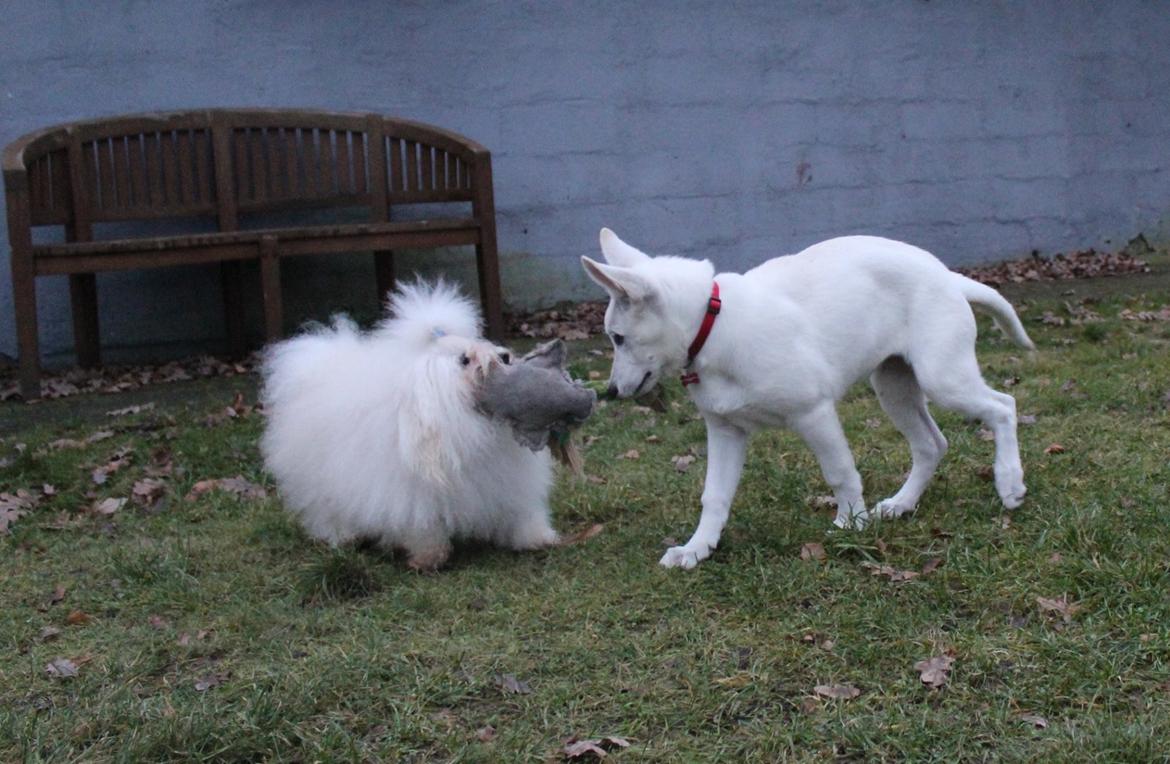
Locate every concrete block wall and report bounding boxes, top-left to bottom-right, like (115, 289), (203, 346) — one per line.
(2, 1), (1168, 365)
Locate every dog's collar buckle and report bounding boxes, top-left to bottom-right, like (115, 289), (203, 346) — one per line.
(680, 281), (721, 387)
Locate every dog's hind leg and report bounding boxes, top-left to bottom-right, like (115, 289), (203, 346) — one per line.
(869, 356), (948, 518)
(660, 417), (748, 569)
(912, 344), (1025, 510)
(789, 402), (870, 529)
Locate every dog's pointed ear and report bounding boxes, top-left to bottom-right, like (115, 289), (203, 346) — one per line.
(599, 228), (651, 267)
(581, 256), (653, 302)
(523, 339), (568, 369)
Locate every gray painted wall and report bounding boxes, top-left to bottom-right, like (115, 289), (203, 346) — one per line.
(3, 1), (1168, 365)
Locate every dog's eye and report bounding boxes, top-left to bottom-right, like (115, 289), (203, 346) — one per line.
(612, 333), (625, 346)
(459, 353), (471, 367)
(499, 352), (511, 365)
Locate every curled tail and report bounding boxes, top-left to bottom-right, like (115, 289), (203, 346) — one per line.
(953, 274), (1036, 350)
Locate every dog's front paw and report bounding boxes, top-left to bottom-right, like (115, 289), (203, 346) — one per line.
(659, 545), (707, 570)
(832, 509), (872, 530)
(875, 498), (915, 519)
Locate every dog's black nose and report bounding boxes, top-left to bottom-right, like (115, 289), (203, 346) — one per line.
(603, 383), (618, 400)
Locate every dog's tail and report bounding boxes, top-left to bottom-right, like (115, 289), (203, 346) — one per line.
(953, 274), (1036, 350)
(377, 278), (483, 344)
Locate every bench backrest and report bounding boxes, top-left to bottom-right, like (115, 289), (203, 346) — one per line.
(4, 109), (491, 239)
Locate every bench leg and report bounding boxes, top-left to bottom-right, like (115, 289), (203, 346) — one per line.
(476, 239), (505, 342)
(374, 250), (396, 309)
(259, 237), (283, 343)
(69, 273), (101, 368)
(220, 260), (246, 357)
(12, 261), (41, 399)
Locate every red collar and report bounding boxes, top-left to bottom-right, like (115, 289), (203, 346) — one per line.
(680, 281), (721, 387)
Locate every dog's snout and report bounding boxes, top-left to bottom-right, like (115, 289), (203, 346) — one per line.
(603, 383), (618, 401)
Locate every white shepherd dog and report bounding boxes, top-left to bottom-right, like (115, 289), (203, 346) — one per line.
(261, 281), (567, 571)
(582, 229), (1034, 570)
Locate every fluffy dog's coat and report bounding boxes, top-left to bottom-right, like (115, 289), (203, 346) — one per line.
(260, 281), (561, 570)
(582, 229), (1034, 569)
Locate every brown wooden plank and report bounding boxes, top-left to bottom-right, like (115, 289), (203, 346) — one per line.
(443, 151), (455, 191)
(69, 273), (100, 367)
(420, 143), (433, 191)
(352, 130), (368, 195)
(28, 156), (49, 215)
(160, 131), (180, 207)
(259, 235), (283, 340)
(267, 127), (286, 198)
(319, 129), (336, 196)
(51, 150), (71, 215)
(388, 137), (403, 193)
(176, 130), (196, 206)
(233, 129), (250, 202)
(112, 136), (131, 208)
(126, 135), (148, 207)
(193, 129), (212, 203)
(251, 128), (269, 201)
(336, 131), (353, 194)
(284, 128), (300, 196)
(210, 118), (238, 231)
(404, 140), (419, 191)
(303, 129), (318, 198)
(74, 138), (97, 238)
(144, 132), (163, 209)
(97, 139), (117, 209)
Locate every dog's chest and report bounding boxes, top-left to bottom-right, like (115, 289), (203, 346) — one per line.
(687, 378), (789, 431)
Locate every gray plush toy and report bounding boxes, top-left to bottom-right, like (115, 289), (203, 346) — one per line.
(476, 339), (596, 473)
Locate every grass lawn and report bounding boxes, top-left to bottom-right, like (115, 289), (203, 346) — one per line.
(2, 265), (1169, 762)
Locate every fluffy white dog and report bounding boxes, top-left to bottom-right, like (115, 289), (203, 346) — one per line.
(583, 229), (1034, 569)
(260, 281), (586, 570)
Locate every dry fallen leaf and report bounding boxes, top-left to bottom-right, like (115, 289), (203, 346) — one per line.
(91, 497), (127, 516)
(559, 523), (604, 546)
(861, 562), (919, 582)
(1019, 713), (1049, 729)
(671, 454), (696, 472)
(800, 542), (826, 561)
(562, 736), (631, 760)
(45, 657), (79, 679)
(1044, 443), (1066, 455)
(493, 674), (532, 695)
(619, 449), (640, 460)
(186, 476), (267, 501)
(914, 654), (955, 688)
(131, 478), (168, 509)
(808, 495), (836, 510)
(1036, 594), (1082, 622)
(921, 557), (943, 575)
(194, 673), (228, 692)
(475, 725), (496, 742)
(39, 626), (62, 642)
(65, 610), (90, 626)
(814, 684), (861, 700)
(106, 402), (156, 417)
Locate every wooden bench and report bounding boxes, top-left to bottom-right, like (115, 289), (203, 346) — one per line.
(3, 108), (503, 399)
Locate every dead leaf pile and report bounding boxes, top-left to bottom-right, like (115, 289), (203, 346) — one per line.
(799, 542), (826, 561)
(561, 735), (631, 760)
(1119, 306), (1170, 322)
(0, 354), (258, 402)
(507, 301), (606, 341)
(106, 402), (156, 417)
(957, 242), (1150, 288)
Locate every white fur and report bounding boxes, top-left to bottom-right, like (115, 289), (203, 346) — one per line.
(260, 280), (558, 569)
(583, 229), (1034, 570)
